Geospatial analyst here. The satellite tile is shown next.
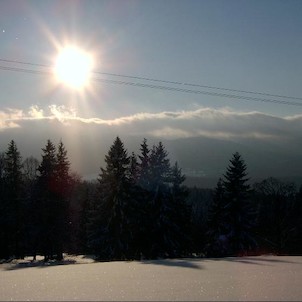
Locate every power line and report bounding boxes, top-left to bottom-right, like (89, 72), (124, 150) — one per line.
(92, 77), (302, 107)
(93, 71), (302, 102)
(1, 64), (302, 107)
(0, 65), (50, 75)
(0, 58), (49, 68)
(1, 57), (302, 102)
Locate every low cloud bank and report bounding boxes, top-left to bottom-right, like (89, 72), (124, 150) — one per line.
(1, 104), (301, 182)
(1, 104), (302, 141)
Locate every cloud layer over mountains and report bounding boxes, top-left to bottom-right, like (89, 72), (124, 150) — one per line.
(1, 105), (301, 187)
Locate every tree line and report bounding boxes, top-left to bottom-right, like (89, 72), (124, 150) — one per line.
(0, 137), (301, 261)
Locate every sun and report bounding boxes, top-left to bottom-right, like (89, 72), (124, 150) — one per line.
(54, 46), (93, 89)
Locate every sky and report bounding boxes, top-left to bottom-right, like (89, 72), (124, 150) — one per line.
(0, 0), (302, 185)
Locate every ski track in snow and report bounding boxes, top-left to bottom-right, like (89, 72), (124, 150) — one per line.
(0, 255), (301, 301)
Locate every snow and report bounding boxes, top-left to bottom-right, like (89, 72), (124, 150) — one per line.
(0, 255), (301, 301)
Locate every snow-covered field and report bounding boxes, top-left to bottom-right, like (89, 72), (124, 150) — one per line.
(0, 255), (301, 301)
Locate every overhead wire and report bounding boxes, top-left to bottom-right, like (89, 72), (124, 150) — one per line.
(0, 59), (302, 107)
(92, 77), (302, 107)
(1, 58), (302, 102)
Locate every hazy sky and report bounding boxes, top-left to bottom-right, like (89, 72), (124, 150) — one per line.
(1, 0), (302, 182)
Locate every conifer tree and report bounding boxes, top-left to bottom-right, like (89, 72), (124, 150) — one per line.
(54, 140), (71, 260)
(206, 178), (229, 256)
(89, 137), (135, 259)
(137, 138), (151, 190)
(129, 152), (139, 185)
(23, 156), (39, 184)
(222, 152), (256, 255)
(254, 177), (297, 254)
(169, 161), (191, 256)
(3, 141), (25, 258)
(0, 152), (5, 188)
(34, 140), (58, 260)
(0, 151), (5, 206)
(0, 152), (5, 258)
(37, 140), (57, 186)
(56, 140), (70, 192)
(149, 142), (170, 191)
(147, 142), (174, 257)
(132, 139), (153, 257)
(22, 156), (40, 258)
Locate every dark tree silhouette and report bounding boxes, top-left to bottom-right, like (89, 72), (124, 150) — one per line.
(222, 152), (256, 255)
(254, 177), (297, 254)
(2, 135), (301, 261)
(4, 140), (24, 258)
(33, 139), (71, 261)
(206, 178), (229, 257)
(0, 151), (9, 259)
(23, 156), (40, 184)
(170, 161), (192, 256)
(22, 156), (40, 259)
(0, 141), (25, 259)
(149, 142), (170, 191)
(34, 140), (58, 260)
(129, 152), (139, 185)
(137, 138), (151, 191)
(89, 137), (136, 260)
(53, 140), (71, 260)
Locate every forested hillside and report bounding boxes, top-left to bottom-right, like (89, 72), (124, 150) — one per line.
(0, 138), (301, 261)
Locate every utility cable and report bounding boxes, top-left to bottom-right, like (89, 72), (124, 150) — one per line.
(0, 57), (301, 102)
(1, 64), (302, 107)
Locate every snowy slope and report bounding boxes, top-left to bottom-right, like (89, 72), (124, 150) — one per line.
(0, 255), (301, 301)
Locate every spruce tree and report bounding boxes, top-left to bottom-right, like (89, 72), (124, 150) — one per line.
(129, 152), (139, 185)
(222, 152), (256, 255)
(22, 156), (40, 259)
(206, 178), (229, 256)
(254, 177), (297, 254)
(37, 140), (57, 186)
(170, 161), (191, 256)
(137, 138), (151, 190)
(54, 140), (71, 260)
(147, 142), (174, 257)
(3, 141), (25, 258)
(89, 137), (135, 260)
(34, 140), (58, 260)
(0, 152), (5, 258)
(23, 156), (40, 184)
(149, 142), (170, 191)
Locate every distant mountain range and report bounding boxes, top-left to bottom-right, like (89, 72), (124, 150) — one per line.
(2, 124), (301, 189)
(161, 136), (302, 189)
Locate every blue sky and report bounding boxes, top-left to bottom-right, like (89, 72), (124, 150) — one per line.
(0, 0), (302, 182)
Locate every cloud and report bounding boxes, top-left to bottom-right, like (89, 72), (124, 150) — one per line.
(1, 105), (302, 142)
(0, 108), (23, 129)
(1, 104), (301, 182)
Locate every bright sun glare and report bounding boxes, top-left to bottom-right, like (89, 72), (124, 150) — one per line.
(54, 46), (93, 89)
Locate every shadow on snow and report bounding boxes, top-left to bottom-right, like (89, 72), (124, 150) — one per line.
(3, 259), (77, 271)
(205, 255), (302, 266)
(140, 258), (203, 269)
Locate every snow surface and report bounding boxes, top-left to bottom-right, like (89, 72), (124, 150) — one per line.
(0, 255), (301, 301)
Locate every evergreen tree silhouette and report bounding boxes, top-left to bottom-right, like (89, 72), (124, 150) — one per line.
(22, 156), (40, 259)
(53, 140), (71, 260)
(206, 178), (229, 256)
(149, 142), (170, 191)
(89, 137), (135, 260)
(35, 140), (57, 260)
(222, 152), (256, 255)
(254, 177), (297, 254)
(129, 152), (139, 185)
(137, 138), (151, 190)
(170, 161), (191, 256)
(0, 141), (25, 259)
